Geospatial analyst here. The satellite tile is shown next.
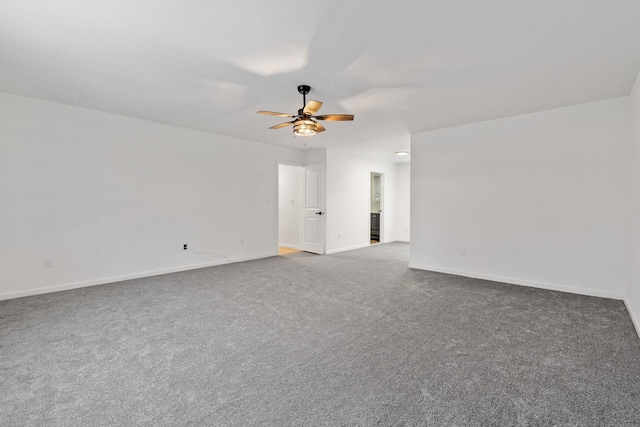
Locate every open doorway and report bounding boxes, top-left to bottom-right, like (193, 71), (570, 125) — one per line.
(370, 172), (383, 244)
(278, 163), (326, 255)
(278, 164), (302, 255)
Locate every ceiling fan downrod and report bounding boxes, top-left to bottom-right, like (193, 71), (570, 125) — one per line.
(297, 84), (311, 113)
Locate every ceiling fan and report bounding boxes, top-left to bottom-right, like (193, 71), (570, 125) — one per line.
(257, 85), (354, 136)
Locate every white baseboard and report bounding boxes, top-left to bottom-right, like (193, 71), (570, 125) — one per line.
(232, 252), (278, 262)
(624, 298), (640, 339)
(326, 243), (372, 255)
(379, 239), (410, 244)
(407, 263), (624, 300)
(326, 240), (409, 254)
(0, 252), (277, 301)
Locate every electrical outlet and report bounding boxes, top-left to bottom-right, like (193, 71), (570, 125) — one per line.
(240, 239), (244, 246)
(44, 257), (54, 267)
(460, 249), (466, 256)
(338, 234), (341, 239)
(183, 244), (188, 250)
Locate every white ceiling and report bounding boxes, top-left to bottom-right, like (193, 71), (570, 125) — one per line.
(1, 1), (640, 163)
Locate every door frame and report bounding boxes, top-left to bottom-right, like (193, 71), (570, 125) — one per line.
(370, 171), (385, 244)
(277, 161), (303, 253)
(276, 161), (326, 255)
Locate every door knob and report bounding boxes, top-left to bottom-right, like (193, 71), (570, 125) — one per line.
(315, 212), (324, 215)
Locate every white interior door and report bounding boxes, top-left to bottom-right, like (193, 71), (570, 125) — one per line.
(301, 164), (324, 254)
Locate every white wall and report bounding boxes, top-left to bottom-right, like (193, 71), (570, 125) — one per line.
(629, 71), (640, 334)
(325, 149), (401, 254)
(394, 162), (410, 242)
(304, 148), (327, 166)
(410, 97), (632, 299)
(278, 164), (301, 249)
(0, 92), (303, 300)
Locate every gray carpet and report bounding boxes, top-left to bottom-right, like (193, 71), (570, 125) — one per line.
(1, 242), (639, 426)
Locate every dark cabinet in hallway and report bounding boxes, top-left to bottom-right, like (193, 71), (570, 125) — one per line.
(371, 213), (380, 240)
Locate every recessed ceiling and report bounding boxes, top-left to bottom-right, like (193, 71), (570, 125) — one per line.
(1, 0), (639, 163)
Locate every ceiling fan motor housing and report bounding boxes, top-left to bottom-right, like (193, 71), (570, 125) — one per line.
(297, 85), (311, 95)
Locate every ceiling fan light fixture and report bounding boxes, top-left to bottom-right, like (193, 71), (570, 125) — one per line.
(293, 119), (317, 136)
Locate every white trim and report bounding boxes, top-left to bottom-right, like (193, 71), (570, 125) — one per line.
(326, 243), (371, 255)
(277, 161), (303, 256)
(277, 160), (304, 167)
(407, 263), (624, 300)
(625, 299), (640, 338)
(232, 252), (278, 263)
(0, 252), (277, 301)
(370, 171), (385, 244)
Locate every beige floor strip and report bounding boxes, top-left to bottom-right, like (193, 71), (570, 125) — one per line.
(279, 247), (300, 255)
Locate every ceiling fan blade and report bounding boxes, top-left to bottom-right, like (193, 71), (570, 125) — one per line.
(303, 100), (323, 116)
(316, 123), (326, 133)
(269, 121), (293, 130)
(258, 110), (296, 118)
(314, 114), (354, 121)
